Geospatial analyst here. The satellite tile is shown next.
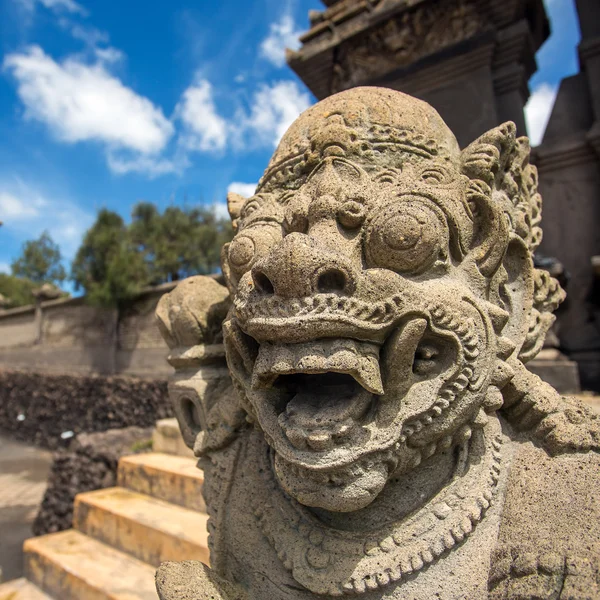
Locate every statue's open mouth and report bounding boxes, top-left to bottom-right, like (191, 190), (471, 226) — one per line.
(225, 311), (452, 468)
(252, 339), (382, 452)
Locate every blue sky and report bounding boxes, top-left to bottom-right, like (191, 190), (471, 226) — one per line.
(0, 0), (581, 285)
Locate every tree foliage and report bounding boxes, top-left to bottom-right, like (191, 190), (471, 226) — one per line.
(11, 231), (66, 284)
(0, 273), (38, 308)
(72, 203), (233, 308)
(130, 202), (233, 284)
(71, 209), (149, 308)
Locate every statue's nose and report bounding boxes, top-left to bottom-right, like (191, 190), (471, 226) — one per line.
(251, 233), (357, 298)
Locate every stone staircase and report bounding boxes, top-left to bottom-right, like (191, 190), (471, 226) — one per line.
(0, 443), (206, 600)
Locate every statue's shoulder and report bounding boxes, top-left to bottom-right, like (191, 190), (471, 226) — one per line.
(489, 395), (600, 599)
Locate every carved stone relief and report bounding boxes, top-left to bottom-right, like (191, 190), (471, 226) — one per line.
(156, 87), (600, 600)
(331, 0), (485, 93)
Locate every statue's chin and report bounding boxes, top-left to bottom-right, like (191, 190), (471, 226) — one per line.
(273, 452), (389, 512)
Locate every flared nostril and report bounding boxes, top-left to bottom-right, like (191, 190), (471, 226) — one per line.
(317, 268), (350, 294)
(252, 269), (275, 295)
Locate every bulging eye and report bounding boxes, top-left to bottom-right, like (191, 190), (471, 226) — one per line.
(338, 199), (366, 229)
(227, 225), (282, 279)
(365, 200), (449, 274)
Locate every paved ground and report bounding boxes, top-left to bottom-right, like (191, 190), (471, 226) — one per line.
(0, 435), (52, 582)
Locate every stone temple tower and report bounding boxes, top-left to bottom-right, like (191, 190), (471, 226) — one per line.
(286, 0), (549, 149)
(534, 0), (600, 391)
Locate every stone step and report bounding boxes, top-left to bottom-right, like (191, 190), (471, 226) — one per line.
(0, 577), (53, 600)
(152, 418), (193, 457)
(117, 452), (205, 512)
(24, 529), (158, 600)
(74, 487), (210, 567)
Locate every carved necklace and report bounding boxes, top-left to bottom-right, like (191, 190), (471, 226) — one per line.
(250, 418), (504, 596)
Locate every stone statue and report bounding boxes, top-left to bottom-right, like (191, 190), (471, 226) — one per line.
(155, 88), (600, 600)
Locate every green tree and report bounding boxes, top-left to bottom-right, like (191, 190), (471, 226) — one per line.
(130, 202), (233, 284)
(71, 209), (149, 307)
(193, 208), (233, 275)
(11, 231), (66, 285)
(0, 273), (37, 308)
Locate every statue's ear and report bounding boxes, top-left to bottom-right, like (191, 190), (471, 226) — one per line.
(461, 122), (565, 360)
(226, 192), (246, 232)
(461, 122), (516, 278)
(222, 192), (247, 294)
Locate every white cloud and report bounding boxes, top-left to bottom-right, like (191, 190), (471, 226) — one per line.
(3, 41), (311, 177)
(93, 46), (124, 65)
(66, 21), (108, 44)
(176, 79), (310, 154)
(227, 182), (257, 198)
(260, 14), (302, 68)
(4, 46), (174, 155)
(212, 202), (230, 221)
(0, 263), (10, 274)
(176, 79), (228, 152)
(242, 80), (311, 147)
(0, 191), (44, 219)
(17, 0), (87, 15)
(0, 178), (93, 258)
(525, 83), (558, 147)
(39, 0), (86, 14)
(106, 151), (188, 178)
(63, 22), (123, 65)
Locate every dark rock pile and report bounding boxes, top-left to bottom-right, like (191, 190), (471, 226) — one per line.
(0, 370), (171, 448)
(33, 426), (154, 535)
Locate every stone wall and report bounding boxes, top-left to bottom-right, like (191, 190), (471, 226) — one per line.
(0, 370), (171, 449)
(0, 308), (37, 348)
(0, 282), (179, 378)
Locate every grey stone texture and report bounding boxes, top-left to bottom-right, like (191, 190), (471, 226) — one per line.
(156, 88), (600, 599)
(535, 0), (600, 391)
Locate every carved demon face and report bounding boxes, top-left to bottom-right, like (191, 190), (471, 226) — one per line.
(222, 88), (560, 512)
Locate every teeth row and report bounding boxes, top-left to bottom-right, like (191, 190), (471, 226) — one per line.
(239, 297), (483, 441)
(235, 293), (403, 325)
(253, 339), (383, 394)
(403, 360), (477, 441)
(281, 422), (354, 452)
